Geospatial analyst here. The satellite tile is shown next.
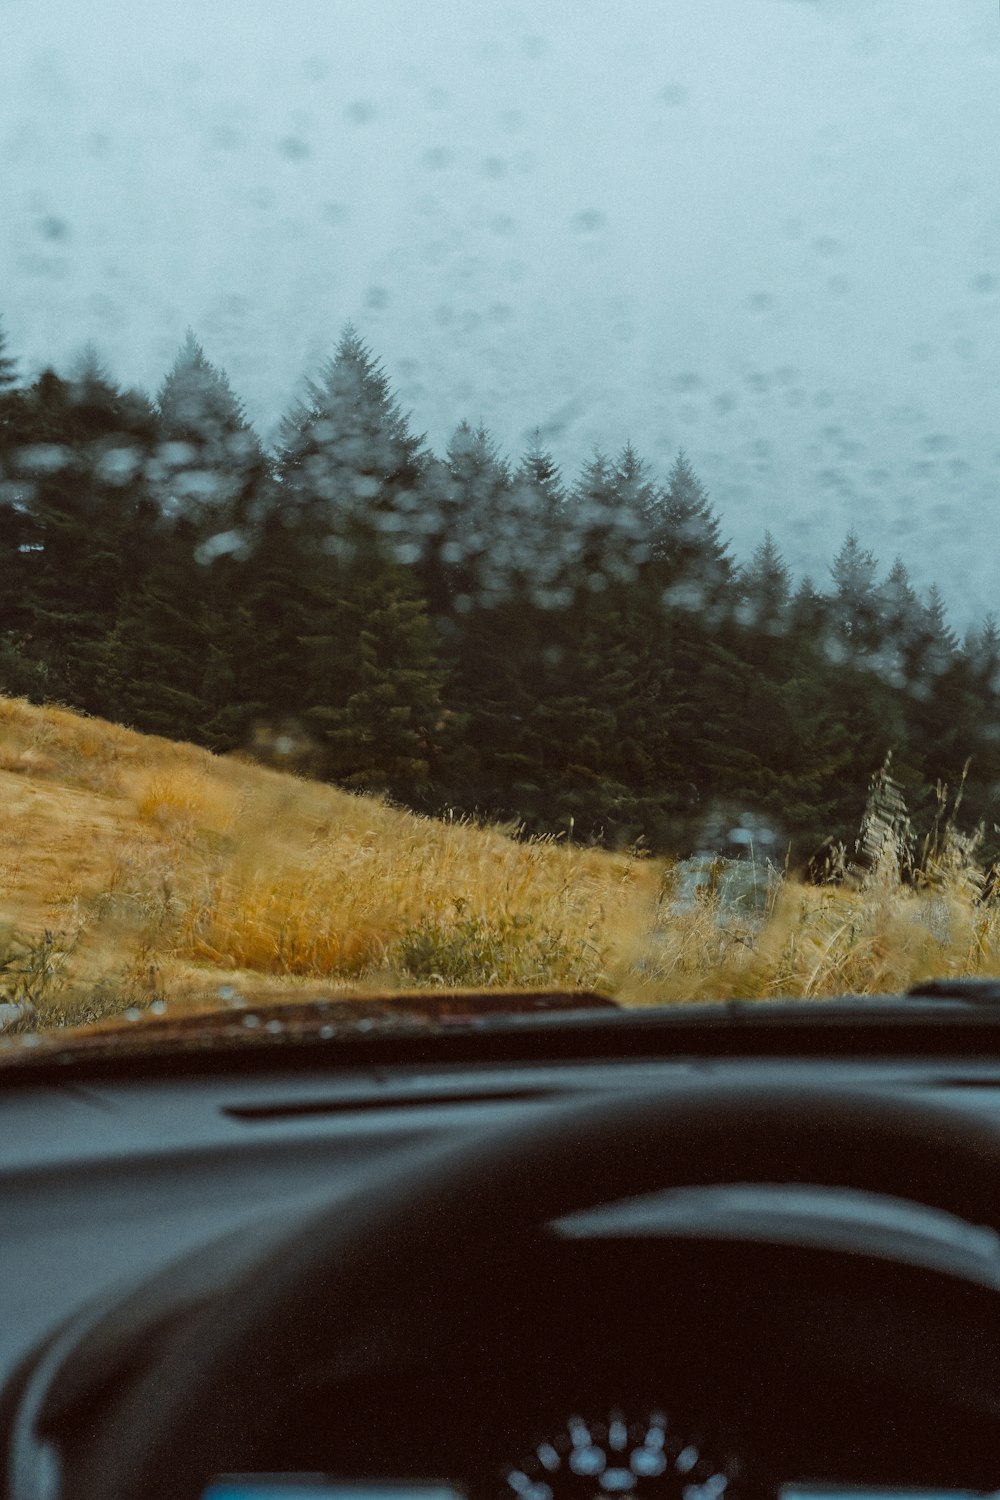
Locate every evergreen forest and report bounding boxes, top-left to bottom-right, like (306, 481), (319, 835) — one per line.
(1, 318), (997, 870)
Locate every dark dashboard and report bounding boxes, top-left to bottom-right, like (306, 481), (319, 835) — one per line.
(3, 1000), (1000, 1499)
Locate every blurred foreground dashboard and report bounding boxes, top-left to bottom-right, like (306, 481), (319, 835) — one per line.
(2, 1000), (1000, 1498)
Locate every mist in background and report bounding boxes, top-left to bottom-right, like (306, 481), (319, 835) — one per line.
(2, 0), (999, 617)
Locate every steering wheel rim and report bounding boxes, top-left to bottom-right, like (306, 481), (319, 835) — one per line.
(61, 1082), (1000, 1498)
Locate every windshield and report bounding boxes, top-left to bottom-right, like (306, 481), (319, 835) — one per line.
(1, 0), (999, 1045)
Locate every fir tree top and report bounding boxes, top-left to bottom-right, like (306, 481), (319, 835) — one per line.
(0, 318), (19, 392)
(157, 332), (254, 444)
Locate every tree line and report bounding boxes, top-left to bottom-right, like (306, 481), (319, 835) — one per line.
(1, 317), (998, 868)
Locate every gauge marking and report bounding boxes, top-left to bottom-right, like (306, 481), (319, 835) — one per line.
(675, 1445), (699, 1474)
(599, 1466), (635, 1491)
(568, 1445), (605, 1476)
(500, 1411), (735, 1500)
(629, 1448), (665, 1478)
(536, 1444), (560, 1472)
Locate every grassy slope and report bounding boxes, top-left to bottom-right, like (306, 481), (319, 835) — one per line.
(1, 695), (998, 1033)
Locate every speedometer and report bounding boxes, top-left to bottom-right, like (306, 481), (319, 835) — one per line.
(500, 1411), (741, 1500)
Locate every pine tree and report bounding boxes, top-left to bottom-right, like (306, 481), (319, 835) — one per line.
(0, 317), (31, 685)
(109, 504), (212, 740)
(0, 318), (19, 395)
(920, 585), (959, 672)
(897, 584), (968, 798)
(274, 324), (426, 560)
(514, 430), (564, 515)
(741, 532), (791, 634)
(9, 358), (160, 710)
(508, 430), (568, 603)
(967, 614), (1000, 696)
(829, 531), (881, 662)
(155, 332), (265, 538)
(158, 332), (247, 436)
(263, 328), (433, 770)
(566, 448), (647, 589)
(309, 567), (446, 800)
(956, 616), (1000, 857)
(614, 442), (658, 531)
(653, 450), (731, 602)
(421, 420), (513, 612)
(876, 557), (924, 686)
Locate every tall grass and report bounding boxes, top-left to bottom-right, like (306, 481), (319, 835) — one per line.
(2, 693), (1000, 1034)
(0, 696), (647, 1027)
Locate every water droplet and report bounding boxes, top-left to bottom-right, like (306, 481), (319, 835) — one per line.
(571, 209), (606, 234)
(38, 216), (69, 242)
(277, 136), (310, 161)
(659, 82), (689, 107)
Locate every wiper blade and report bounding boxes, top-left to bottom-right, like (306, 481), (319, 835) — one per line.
(0, 989), (620, 1066)
(907, 978), (1000, 1006)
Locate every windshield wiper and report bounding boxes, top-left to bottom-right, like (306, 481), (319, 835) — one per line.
(0, 989), (620, 1065)
(907, 979), (1000, 1005)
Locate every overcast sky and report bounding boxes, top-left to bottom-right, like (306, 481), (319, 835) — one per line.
(2, 0), (999, 619)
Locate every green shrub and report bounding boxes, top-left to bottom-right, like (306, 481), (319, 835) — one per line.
(393, 911), (574, 987)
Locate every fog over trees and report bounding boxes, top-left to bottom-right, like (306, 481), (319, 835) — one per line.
(2, 318), (998, 867)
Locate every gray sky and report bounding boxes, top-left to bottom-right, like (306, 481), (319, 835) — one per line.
(2, 0), (999, 619)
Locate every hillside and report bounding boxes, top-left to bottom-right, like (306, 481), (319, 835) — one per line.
(1, 695), (998, 1039)
(0, 695), (659, 1031)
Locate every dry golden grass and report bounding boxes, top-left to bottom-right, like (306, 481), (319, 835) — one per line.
(0, 695), (648, 1029)
(615, 849), (1000, 1006)
(2, 692), (999, 1035)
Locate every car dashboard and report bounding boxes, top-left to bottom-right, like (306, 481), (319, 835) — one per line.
(3, 1007), (1000, 1499)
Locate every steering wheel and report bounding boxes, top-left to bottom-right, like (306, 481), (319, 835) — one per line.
(39, 1083), (1000, 1498)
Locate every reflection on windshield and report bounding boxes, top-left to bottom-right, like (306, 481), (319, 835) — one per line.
(1, 2), (999, 1038)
